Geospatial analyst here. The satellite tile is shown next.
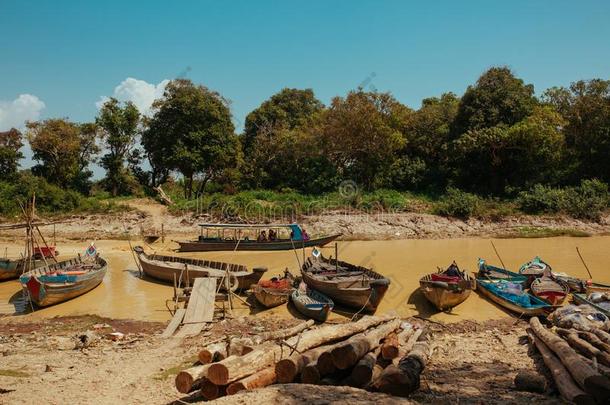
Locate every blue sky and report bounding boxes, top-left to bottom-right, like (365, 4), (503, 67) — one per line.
(1, 1), (609, 159)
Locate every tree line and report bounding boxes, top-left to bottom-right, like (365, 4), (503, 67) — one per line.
(1, 67), (609, 202)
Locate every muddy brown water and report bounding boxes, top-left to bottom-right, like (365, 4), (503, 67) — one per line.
(1, 236), (609, 323)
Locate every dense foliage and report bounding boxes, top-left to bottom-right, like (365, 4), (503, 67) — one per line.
(2, 70), (609, 220)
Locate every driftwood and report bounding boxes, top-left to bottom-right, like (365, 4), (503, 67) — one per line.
(175, 315), (394, 392)
(198, 342), (227, 364)
(373, 340), (430, 397)
(331, 319), (402, 369)
(527, 329), (595, 404)
(226, 366), (276, 395)
(530, 317), (610, 402)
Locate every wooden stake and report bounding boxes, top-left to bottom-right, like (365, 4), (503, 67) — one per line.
(576, 247), (594, 280)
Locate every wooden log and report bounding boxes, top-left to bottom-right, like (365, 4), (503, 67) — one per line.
(176, 315), (394, 391)
(514, 370), (547, 393)
(255, 319), (315, 343)
(301, 361), (321, 384)
(351, 347), (380, 387)
(579, 354), (610, 379)
(198, 342), (227, 364)
(557, 328), (610, 368)
(200, 378), (224, 400)
(530, 317), (610, 402)
(226, 366), (276, 395)
(275, 339), (341, 383)
(373, 340), (430, 397)
(228, 338), (254, 356)
(381, 332), (399, 360)
(331, 319), (401, 369)
(577, 331), (610, 354)
(527, 329), (595, 405)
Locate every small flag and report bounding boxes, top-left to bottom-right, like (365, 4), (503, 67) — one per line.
(312, 247), (321, 258)
(85, 243), (97, 257)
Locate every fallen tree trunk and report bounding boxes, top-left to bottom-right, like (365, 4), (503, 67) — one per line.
(176, 315), (394, 391)
(198, 342), (228, 364)
(530, 317), (610, 402)
(527, 329), (595, 405)
(226, 366), (276, 395)
(373, 340), (430, 397)
(331, 319), (402, 369)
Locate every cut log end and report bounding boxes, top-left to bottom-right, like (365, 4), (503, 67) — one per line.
(207, 363), (229, 386)
(301, 365), (321, 385)
(198, 350), (213, 364)
(514, 371), (547, 393)
(317, 353), (336, 375)
(200, 379), (220, 400)
(332, 346), (357, 370)
(351, 365), (373, 386)
(226, 382), (245, 396)
(275, 359), (298, 384)
(175, 371), (194, 394)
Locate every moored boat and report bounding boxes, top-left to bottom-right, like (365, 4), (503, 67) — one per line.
(477, 259), (528, 285)
(572, 292), (610, 318)
(133, 246), (266, 291)
(291, 283), (334, 322)
(176, 223), (341, 252)
(19, 252), (107, 307)
(0, 258), (44, 281)
(253, 271), (295, 308)
(530, 274), (569, 305)
(419, 262), (475, 311)
(475, 277), (552, 317)
(519, 256), (551, 287)
(301, 253), (390, 313)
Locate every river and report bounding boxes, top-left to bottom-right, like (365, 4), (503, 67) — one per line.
(1, 236), (609, 322)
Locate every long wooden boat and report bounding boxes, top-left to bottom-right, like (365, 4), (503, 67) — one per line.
(572, 293), (610, 318)
(475, 276), (551, 317)
(530, 275), (569, 306)
(1, 258), (49, 281)
(253, 272), (295, 308)
(291, 284), (334, 322)
(419, 263), (475, 311)
(477, 259), (528, 285)
(301, 254), (390, 313)
(19, 255), (107, 307)
(133, 246), (266, 291)
(519, 256), (551, 287)
(176, 223), (341, 252)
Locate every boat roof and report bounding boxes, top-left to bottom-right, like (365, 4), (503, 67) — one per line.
(198, 223), (300, 229)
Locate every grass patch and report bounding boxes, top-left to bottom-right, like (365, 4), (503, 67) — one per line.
(498, 226), (591, 239)
(153, 356), (198, 381)
(0, 369), (30, 378)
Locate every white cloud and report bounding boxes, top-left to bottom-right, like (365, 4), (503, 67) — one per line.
(0, 94), (46, 131)
(97, 78), (169, 116)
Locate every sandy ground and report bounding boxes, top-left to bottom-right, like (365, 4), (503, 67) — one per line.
(0, 316), (566, 405)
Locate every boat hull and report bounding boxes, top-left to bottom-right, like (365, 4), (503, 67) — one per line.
(476, 279), (550, 317)
(0, 258), (45, 281)
(530, 278), (569, 306)
(253, 285), (292, 308)
(419, 275), (474, 311)
(176, 234), (341, 252)
(291, 288), (334, 322)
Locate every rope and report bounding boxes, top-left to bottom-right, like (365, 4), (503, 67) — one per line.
(350, 289), (373, 322)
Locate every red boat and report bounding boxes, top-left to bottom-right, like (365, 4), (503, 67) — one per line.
(33, 246), (59, 260)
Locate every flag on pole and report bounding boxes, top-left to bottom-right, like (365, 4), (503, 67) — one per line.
(312, 247), (321, 258)
(85, 243), (97, 257)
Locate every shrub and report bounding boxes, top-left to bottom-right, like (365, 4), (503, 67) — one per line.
(563, 179), (609, 220)
(517, 184), (567, 214)
(434, 187), (481, 219)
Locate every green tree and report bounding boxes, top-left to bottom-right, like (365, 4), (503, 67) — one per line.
(452, 67), (537, 137)
(26, 119), (99, 191)
(543, 79), (610, 183)
(317, 91), (408, 189)
(0, 128), (24, 179)
(96, 98), (141, 196)
(143, 79), (239, 198)
(451, 106), (565, 193)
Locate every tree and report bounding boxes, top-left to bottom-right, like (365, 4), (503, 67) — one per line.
(0, 128), (24, 179)
(451, 106), (565, 194)
(543, 79), (610, 183)
(26, 119), (99, 191)
(241, 88), (324, 189)
(96, 98), (141, 196)
(316, 91), (408, 189)
(142, 79), (239, 198)
(451, 67), (537, 137)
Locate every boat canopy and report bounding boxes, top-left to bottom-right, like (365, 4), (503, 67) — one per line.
(198, 223), (304, 240)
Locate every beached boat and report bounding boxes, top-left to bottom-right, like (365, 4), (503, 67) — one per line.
(475, 277), (552, 316)
(19, 254), (107, 307)
(419, 263), (475, 311)
(519, 256), (551, 286)
(572, 292), (610, 318)
(301, 254), (390, 313)
(530, 275), (569, 305)
(477, 259), (528, 285)
(133, 246), (266, 291)
(0, 258), (45, 281)
(176, 223), (341, 252)
(291, 283), (334, 322)
(252, 271), (295, 308)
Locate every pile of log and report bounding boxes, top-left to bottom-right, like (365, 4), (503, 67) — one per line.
(174, 315), (430, 401)
(528, 316), (610, 404)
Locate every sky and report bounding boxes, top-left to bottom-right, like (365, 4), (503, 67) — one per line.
(1, 0), (609, 173)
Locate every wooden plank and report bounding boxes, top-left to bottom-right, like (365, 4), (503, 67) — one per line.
(176, 278), (216, 338)
(162, 308), (186, 338)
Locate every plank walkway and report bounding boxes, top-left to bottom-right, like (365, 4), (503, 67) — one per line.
(174, 278), (216, 338)
(161, 308), (186, 338)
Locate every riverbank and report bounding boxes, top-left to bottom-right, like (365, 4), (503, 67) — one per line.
(1, 198), (609, 241)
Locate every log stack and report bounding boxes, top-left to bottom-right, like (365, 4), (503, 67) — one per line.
(173, 316), (429, 401)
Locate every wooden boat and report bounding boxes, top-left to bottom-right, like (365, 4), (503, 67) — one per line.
(572, 292), (610, 318)
(291, 283), (334, 322)
(19, 254), (107, 307)
(301, 254), (390, 313)
(477, 259), (528, 285)
(419, 263), (475, 311)
(519, 256), (551, 287)
(0, 258), (45, 281)
(176, 223), (341, 252)
(475, 277), (552, 317)
(133, 246), (266, 291)
(530, 275), (569, 305)
(253, 271), (295, 308)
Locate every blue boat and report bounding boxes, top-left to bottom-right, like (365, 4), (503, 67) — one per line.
(477, 259), (528, 285)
